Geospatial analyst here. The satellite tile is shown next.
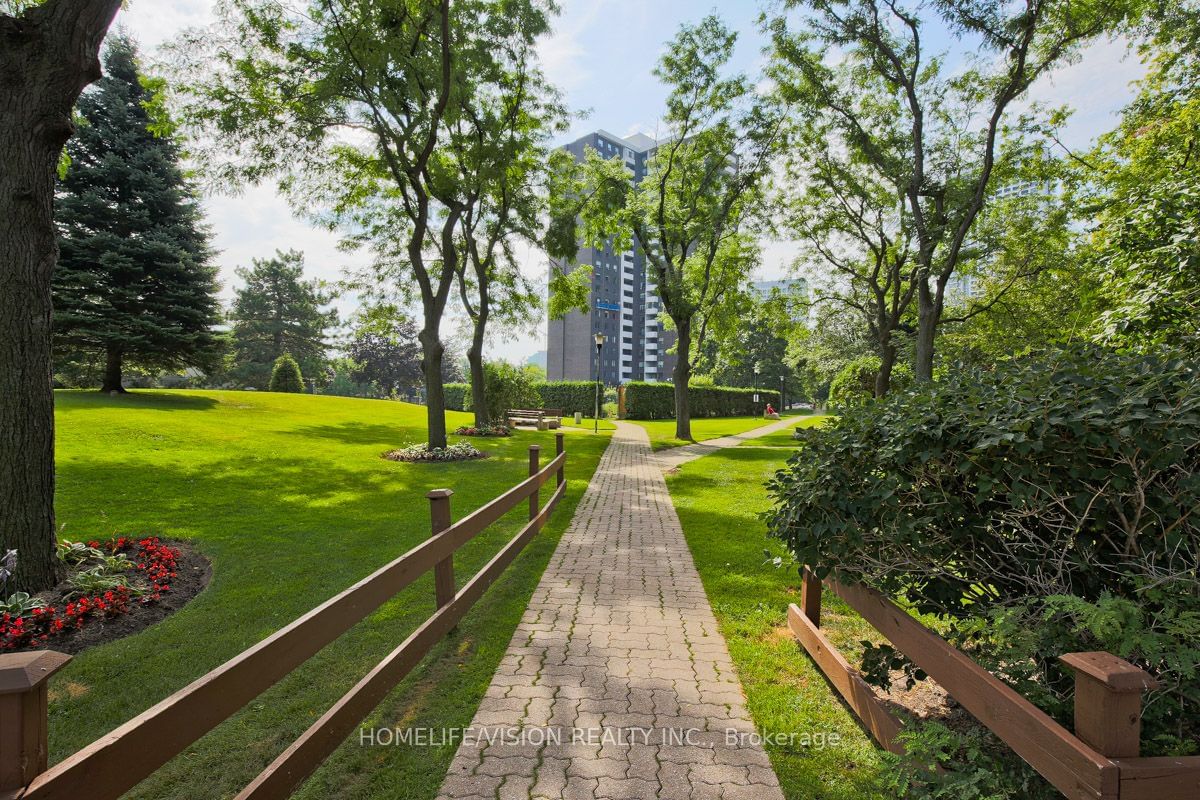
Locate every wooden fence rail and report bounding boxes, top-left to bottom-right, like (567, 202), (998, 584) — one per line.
(0, 434), (568, 800)
(790, 569), (1200, 800)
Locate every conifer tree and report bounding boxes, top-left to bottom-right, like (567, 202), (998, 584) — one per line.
(53, 33), (221, 393)
(227, 249), (336, 388)
(268, 353), (304, 393)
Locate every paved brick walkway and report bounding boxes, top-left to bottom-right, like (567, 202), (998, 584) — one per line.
(436, 422), (783, 800)
(654, 415), (803, 471)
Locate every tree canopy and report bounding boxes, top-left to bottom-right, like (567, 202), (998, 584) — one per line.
(227, 250), (336, 389)
(54, 33), (222, 393)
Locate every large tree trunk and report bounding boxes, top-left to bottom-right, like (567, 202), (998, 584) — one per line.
(1, 0), (122, 593)
(875, 339), (897, 397)
(419, 322), (448, 450)
(672, 321), (692, 441)
(468, 298), (489, 427)
(101, 344), (125, 393)
(914, 282), (939, 382)
(467, 343), (487, 428)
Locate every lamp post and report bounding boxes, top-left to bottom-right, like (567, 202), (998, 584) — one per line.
(593, 332), (605, 434)
(780, 375), (785, 411)
(753, 364), (761, 416)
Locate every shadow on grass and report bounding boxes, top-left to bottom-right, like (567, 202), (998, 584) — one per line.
(666, 451), (891, 800)
(287, 422), (417, 447)
(49, 432), (609, 800)
(57, 390), (221, 412)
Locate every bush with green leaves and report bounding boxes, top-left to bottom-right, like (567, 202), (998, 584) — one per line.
(535, 381), (597, 415)
(767, 345), (1200, 765)
(443, 382), (469, 412)
(622, 382), (780, 420)
(464, 362), (540, 421)
(268, 353), (305, 393)
(827, 355), (914, 411)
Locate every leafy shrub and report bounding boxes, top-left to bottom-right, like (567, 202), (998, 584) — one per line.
(383, 441), (486, 463)
(828, 355), (912, 412)
(535, 381), (597, 415)
(444, 382), (469, 412)
(464, 362), (539, 421)
(623, 381), (780, 419)
(269, 353), (305, 393)
(767, 345), (1200, 763)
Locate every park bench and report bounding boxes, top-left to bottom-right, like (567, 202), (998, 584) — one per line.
(507, 408), (562, 430)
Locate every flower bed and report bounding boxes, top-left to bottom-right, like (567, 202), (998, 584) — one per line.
(1, 536), (181, 651)
(382, 441), (487, 463)
(454, 424), (511, 437)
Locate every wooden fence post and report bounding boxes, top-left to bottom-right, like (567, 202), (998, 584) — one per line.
(528, 445), (541, 523)
(555, 433), (565, 488)
(1060, 651), (1159, 758)
(800, 567), (822, 627)
(0, 650), (71, 792)
(427, 489), (455, 609)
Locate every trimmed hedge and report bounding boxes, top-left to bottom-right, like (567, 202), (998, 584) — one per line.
(536, 381), (599, 415)
(443, 382), (469, 412)
(623, 381), (780, 419)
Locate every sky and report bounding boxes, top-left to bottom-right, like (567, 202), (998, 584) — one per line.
(111, 0), (1147, 364)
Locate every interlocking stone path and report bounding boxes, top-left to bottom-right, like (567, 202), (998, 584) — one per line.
(436, 422), (784, 800)
(654, 415), (804, 471)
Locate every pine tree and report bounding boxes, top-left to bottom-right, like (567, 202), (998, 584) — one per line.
(268, 353), (305, 393)
(228, 250), (336, 388)
(53, 33), (221, 393)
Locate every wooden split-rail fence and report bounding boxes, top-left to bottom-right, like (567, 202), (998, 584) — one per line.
(790, 568), (1200, 799)
(0, 435), (568, 800)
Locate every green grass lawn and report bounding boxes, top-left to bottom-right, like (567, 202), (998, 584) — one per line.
(627, 414), (804, 451)
(49, 389), (611, 800)
(736, 414), (835, 449)
(666, 445), (889, 799)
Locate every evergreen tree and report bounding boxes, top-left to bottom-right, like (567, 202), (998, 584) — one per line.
(53, 33), (221, 393)
(227, 249), (336, 388)
(268, 353), (305, 393)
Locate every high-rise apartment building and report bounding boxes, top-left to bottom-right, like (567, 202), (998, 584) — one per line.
(547, 130), (677, 385)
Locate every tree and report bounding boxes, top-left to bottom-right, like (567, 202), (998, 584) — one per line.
(346, 308), (424, 398)
(787, 300), (877, 404)
(165, 0), (557, 448)
(548, 15), (780, 440)
(775, 100), (918, 397)
(452, 49), (561, 426)
(768, 0), (1131, 381)
(53, 34), (221, 393)
(268, 353), (305, 393)
(1084, 4), (1200, 351)
(1, 0), (123, 592)
(227, 250), (336, 389)
(700, 289), (803, 402)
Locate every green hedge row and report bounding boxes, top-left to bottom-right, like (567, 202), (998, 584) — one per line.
(536, 381), (599, 415)
(444, 382), (469, 411)
(623, 381), (781, 420)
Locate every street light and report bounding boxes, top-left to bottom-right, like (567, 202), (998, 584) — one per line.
(780, 375), (785, 411)
(593, 332), (605, 434)
(753, 364), (761, 416)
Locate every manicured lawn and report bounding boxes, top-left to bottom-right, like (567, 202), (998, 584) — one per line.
(627, 414), (803, 451)
(737, 414), (835, 448)
(557, 415), (618, 431)
(666, 446), (889, 799)
(50, 390), (611, 800)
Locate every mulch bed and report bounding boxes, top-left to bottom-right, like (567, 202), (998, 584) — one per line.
(8, 540), (210, 656)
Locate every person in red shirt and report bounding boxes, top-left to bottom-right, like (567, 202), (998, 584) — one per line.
(765, 403), (776, 415)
